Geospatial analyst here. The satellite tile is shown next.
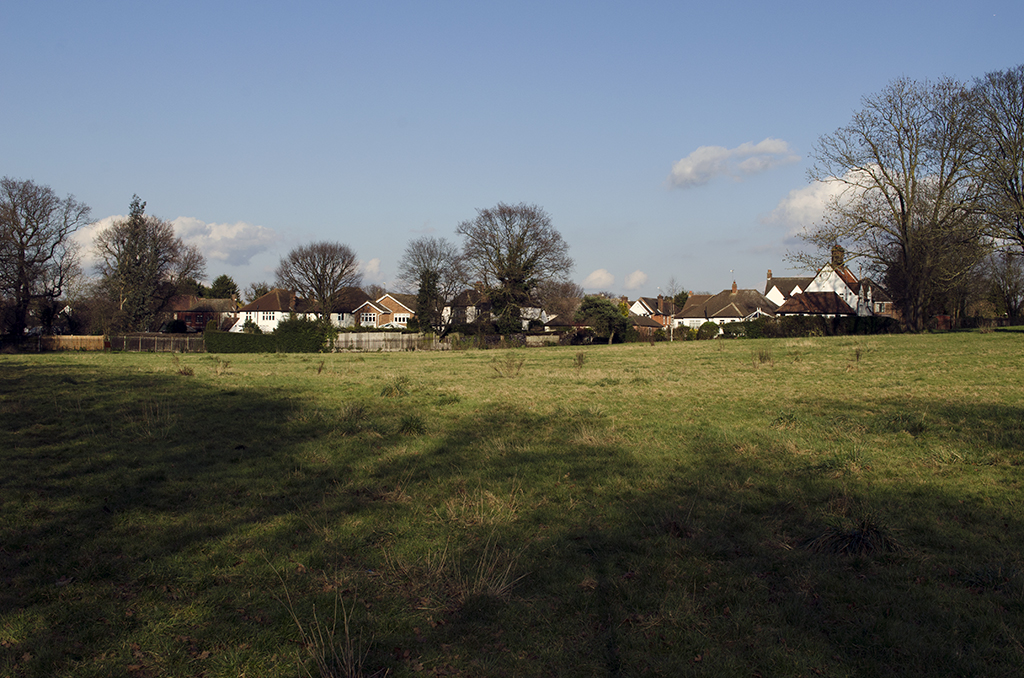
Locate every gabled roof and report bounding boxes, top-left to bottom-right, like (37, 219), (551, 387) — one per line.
(378, 293), (417, 314)
(817, 262), (859, 287)
(352, 299), (389, 314)
(239, 289), (309, 313)
(765, 277), (813, 298)
(634, 296), (678, 316)
(776, 291), (856, 315)
(678, 294), (712, 317)
(329, 287), (374, 314)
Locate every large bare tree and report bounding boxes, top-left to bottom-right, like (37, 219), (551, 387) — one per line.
(0, 177), (91, 337)
(971, 64), (1024, 253)
(395, 235), (465, 334)
(274, 241), (361, 317)
(797, 77), (988, 331)
(95, 196), (206, 332)
(456, 202), (573, 333)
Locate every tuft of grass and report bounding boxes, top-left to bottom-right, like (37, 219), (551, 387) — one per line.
(171, 353), (194, 376)
(752, 348), (773, 367)
(397, 414), (426, 435)
(806, 517), (903, 555)
(271, 563), (386, 678)
(491, 352), (525, 378)
(573, 351), (587, 375)
(379, 375), (410, 397)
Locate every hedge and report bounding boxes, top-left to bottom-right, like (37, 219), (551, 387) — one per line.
(204, 317), (333, 353)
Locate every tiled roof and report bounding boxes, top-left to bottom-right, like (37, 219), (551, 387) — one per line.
(329, 287), (374, 313)
(239, 289), (308, 313)
(680, 289), (777, 320)
(776, 292), (856, 315)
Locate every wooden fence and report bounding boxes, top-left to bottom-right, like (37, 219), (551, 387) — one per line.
(38, 336), (108, 351)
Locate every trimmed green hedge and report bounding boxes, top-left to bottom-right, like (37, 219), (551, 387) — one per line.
(205, 317), (335, 353)
(717, 315), (902, 339)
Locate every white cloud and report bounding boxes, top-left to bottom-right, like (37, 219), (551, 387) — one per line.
(360, 257), (385, 283)
(669, 138), (800, 188)
(72, 214), (279, 275)
(172, 217), (278, 266)
(764, 171), (865, 237)
(624, 270), (648, 290)
(583, 269), (614, 289)
(72, 216), (117, 272)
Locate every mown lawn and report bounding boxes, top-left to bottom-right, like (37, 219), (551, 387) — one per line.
(1, 331), (1022, 677)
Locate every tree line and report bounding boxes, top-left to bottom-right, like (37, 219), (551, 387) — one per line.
(795, 64), (1024, 330)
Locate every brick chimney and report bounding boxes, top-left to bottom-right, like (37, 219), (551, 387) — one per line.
(767, 269), (772, 280)
(831, 245), (844, 266)
(657, 294), (664, 314)
(731, 281), (737, 294)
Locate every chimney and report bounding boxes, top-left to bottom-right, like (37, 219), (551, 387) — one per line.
(831, 245), (844, 266)
(731, 281), (737, 294)
(767, 269), (772, 280)
(657, 294), (664, 314)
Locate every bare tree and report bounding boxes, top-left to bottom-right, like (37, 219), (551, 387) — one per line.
(536, 279), (584, 322)
(456, 202), (573, 333)
(244, 280), (271, 304)
(94, 196), (206, 332)
(971, 65), (1024, 253)
(0, 177), (91, 337)
(396, 236), (466, 334)
(274, 241), (361, 317)
(362, 283), (386, 300)
(985, 251), (1024, 322)
(796, 77), (988, 331)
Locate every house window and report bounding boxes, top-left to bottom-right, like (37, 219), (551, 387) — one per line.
(394, 314), (410, 324)
(361, 313), (377, 324)
(262, 311), (274, 321)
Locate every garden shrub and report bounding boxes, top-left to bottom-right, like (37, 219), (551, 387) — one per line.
(697, 321), (720, 340)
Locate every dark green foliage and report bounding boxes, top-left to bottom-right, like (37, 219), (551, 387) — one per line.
(416, 269), (441, 333)
(273, 315), (336, 352)
(209, 274), (240, 300)
(204, 330), (277, 353)
(697, 320), (720, 340)
(575, 295), (627, 344)
(205, 316), (334, 353)
(160, 319), (188, 334)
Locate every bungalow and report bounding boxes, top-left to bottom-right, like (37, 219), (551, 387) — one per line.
(231, 287), (374, 332)
(677, 283), (777, 330)
(232, 289), (311, 333)
(376, 293), (417, 328)
(350, 299), (390, 328)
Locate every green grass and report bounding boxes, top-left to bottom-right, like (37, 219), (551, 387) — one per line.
(2, 332), (1023, 677)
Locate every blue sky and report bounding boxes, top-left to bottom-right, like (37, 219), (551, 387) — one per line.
(4, 1), (1022, 297)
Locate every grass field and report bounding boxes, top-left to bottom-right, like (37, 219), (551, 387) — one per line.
(2, 332), (1023, 677)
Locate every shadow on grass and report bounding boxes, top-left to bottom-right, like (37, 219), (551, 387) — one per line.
(3, 359), (1023, 677)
